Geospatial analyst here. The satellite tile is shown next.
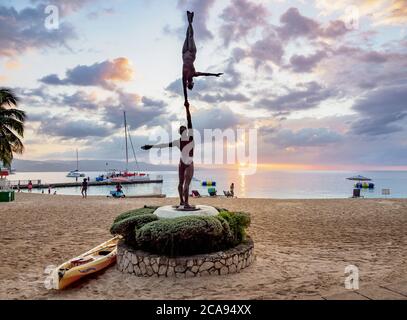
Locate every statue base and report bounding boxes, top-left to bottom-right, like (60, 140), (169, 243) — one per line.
(154, 205), (219, 219)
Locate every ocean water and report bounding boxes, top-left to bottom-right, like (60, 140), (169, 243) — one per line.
(8, 169), (407, 199)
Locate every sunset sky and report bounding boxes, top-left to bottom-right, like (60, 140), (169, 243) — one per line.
(1, 0), (406, 170)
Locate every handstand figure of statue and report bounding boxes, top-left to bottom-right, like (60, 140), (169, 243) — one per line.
(141, 103), (195, 209)
(183, 11), (223, 107)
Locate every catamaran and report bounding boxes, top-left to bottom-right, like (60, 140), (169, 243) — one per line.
(67, 149), (86, 178)
(96, 111), (150, 183)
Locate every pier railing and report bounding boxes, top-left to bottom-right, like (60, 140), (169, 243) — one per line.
(8, 180), (42, 188)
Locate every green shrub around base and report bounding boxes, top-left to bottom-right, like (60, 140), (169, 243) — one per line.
(218, 211), (251, 246)
(110, 214), (158, 245)
(113, 206), (159, 224)
(135, 216), (232, 256)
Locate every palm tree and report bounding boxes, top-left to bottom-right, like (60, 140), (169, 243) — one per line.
(0, 88), (26, 167)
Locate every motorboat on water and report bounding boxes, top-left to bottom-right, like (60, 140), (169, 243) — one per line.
(95, 170), (150, 183)
(67, 170), (86, 178)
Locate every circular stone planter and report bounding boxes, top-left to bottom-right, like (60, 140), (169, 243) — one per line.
(117, 238), (255, 278)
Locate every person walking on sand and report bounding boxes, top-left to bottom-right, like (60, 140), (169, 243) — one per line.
(81, 178), (88, 198)
(142, 103), (194, 209)
(27, 180), (33, 193)
(182, 11), (223, 107)
(230, 183), (235, 198)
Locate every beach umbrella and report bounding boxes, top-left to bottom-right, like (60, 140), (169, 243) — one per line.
(346, 175), (372, 181)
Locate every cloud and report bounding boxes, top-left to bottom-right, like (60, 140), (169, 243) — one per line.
(37, 115), (114, 139)
(351, 85), (407, 135)
(193, 107), (246, 131)
(318, 44), (407, 93)
(30, 0), (98, 15)
(141, 96), (167, 108)
(199, 92), (250, 104)
(16, 86), (103, 112)
(0, 4), (76, 57)
(176, 0), (217, 41)
(288, 50), (327, 73)
(61, 91), (100, 110)
(250, 28), (284, 66)
(39, 57), (134, 89)
(277, 7), (320, 41)
(266, 127), (343, 147)
(102, 91), (168, 130)
(315, 0), (407, 26)
(87, 7), (115, 20)
(219, 0), (269, 46)
(258, 81), (335, 113)
(277, 7), (349, 41)
(235, 7), (349, 69)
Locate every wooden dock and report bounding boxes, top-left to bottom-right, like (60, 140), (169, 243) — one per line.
(9, 178), (163, 190)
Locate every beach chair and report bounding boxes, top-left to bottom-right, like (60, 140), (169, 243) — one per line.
(109, 190), (125, 198)
(191, 190), (201, 198)
(208, 187), (217, 197)
(223, 190), (233, 198)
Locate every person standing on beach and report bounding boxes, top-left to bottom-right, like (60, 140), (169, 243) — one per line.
(182, 11), (223, 107)
(230, 183), (235, 197)
(81, 178), (88, 198)
(141, 103), (194, 208)
(27, 180), (33, 193)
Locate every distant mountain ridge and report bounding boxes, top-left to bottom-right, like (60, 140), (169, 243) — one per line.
(12, 159), (177, 172)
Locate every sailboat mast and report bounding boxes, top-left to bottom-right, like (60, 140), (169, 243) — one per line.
(76, 149), (79, 171)
(124, 111), (129, 171)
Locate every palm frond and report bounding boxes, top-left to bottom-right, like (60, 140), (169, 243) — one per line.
(0, 88), (19, 108)
(0, 107), (26, 122)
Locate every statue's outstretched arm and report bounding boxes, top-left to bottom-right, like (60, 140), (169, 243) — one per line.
(141, 142), (174, 150)
(194, 72), (223, 77)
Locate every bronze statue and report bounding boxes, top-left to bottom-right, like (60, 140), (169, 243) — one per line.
(142, 11), (222, 209)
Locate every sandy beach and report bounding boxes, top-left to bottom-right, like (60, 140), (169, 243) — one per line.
(0, 193), (406, 300)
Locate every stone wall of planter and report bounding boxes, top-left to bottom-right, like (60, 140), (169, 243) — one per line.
(117, 238), (254, 277)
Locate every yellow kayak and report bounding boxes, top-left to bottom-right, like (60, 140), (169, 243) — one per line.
(50, 236), (120, 290)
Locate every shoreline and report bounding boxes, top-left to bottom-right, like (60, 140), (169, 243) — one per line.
(10, 191), (407, 201)
(1, 193), (406, 299)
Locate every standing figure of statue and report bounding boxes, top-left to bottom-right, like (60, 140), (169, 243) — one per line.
(182, 11), (223, 107)
(141, 104), (194, 209)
